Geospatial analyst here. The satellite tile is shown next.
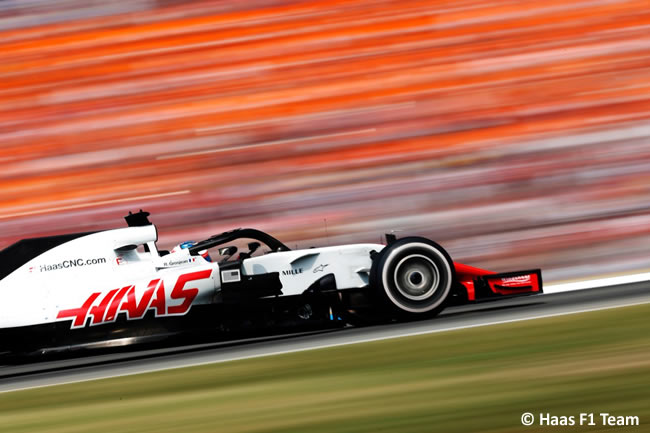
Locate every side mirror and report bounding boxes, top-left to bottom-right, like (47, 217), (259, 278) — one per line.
(218, 246), (238, 257)
(247, 242), (261, 254)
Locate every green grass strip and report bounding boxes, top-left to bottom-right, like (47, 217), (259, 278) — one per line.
(1, 304), (649, 433)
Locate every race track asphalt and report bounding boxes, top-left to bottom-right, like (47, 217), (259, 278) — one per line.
(1, 281), (648, 393)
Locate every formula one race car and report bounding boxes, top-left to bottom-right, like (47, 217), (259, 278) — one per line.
(0, 211), (542, 356)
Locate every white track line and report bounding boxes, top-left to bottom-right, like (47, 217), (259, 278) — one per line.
(3, 297), (649, 394)
(545, 272), (650, 294)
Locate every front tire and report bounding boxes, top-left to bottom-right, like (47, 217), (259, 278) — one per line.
(370, 237), (455, 318)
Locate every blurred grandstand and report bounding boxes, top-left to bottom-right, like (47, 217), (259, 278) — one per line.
(0, 0), (649, 282)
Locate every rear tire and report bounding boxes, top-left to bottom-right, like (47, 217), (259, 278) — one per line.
(370, 237), (455, 319)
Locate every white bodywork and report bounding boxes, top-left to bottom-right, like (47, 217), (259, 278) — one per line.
(0, 225), (384, 329)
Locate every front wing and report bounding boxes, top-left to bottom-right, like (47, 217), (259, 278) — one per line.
(455, 266), (543, 302)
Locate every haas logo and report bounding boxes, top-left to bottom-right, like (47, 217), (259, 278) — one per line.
(57, 270), (212, 329)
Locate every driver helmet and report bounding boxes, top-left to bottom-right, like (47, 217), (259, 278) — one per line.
(171, 241), (212, 262)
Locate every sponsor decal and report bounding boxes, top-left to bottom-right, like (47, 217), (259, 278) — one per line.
(282, 268), (303, 276)
(221, 269), (241, 283)
(40, 257), (107, 272)
(498, 275), (532, 287)
(163, 257), (197, 267)
(313, 264), (329, 273)
(56, 269), (212, 329)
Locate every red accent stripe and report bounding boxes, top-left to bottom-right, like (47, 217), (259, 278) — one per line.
(454, 262), (496, 277)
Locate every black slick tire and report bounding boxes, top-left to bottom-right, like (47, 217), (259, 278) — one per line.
(369, 237), (455, 319)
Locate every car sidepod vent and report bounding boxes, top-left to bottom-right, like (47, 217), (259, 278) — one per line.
(303, 274), (337, 294)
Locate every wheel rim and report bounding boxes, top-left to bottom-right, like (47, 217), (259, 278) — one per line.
(379, 241), (453, 313)
(393, 254), (440, 301)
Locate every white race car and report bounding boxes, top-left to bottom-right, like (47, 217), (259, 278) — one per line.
(0, 211), (542, 355)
